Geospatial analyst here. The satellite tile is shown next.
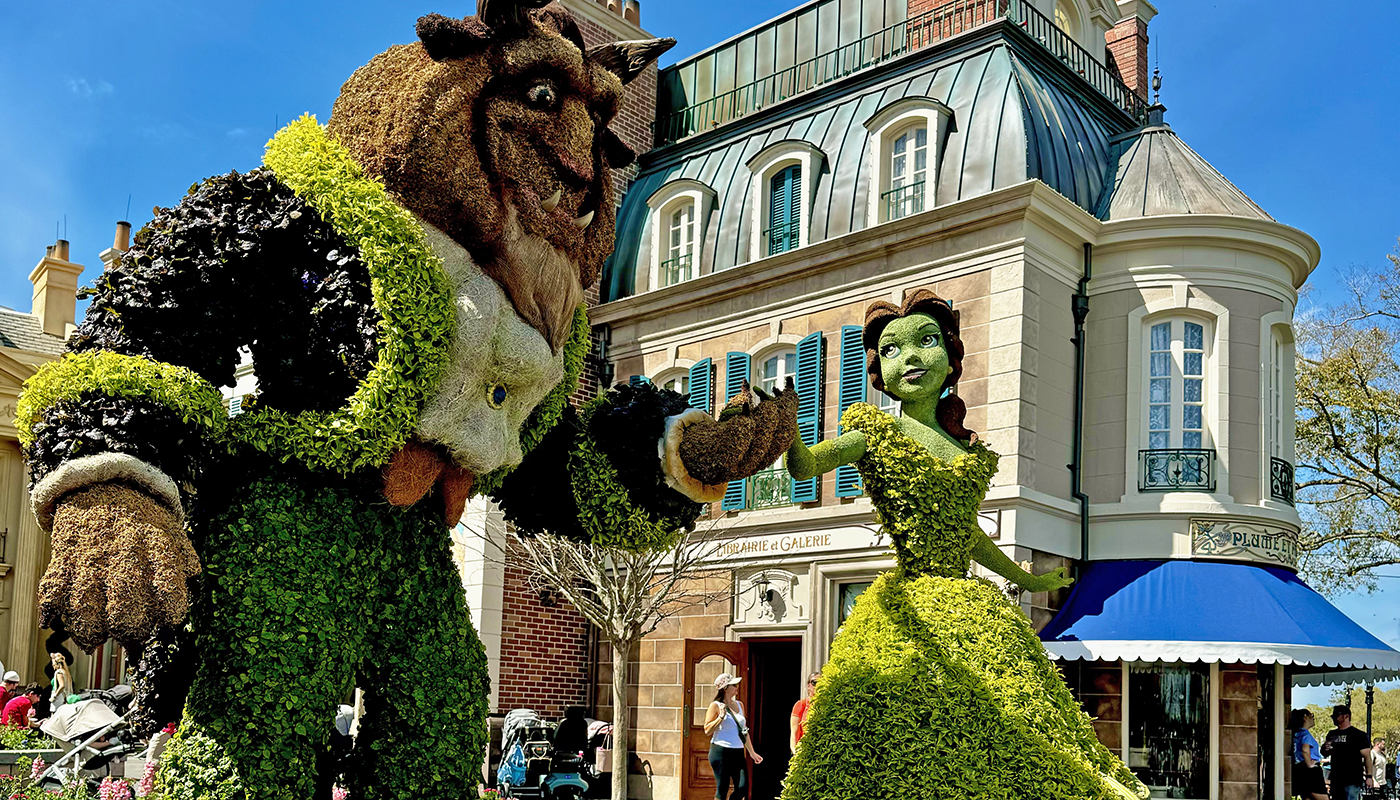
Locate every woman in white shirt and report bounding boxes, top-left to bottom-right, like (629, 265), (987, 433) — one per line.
(702, 673), (763, 800)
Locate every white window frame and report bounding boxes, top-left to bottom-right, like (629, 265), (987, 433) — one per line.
(863, 96), (952, 227)
(1145, 318), (1211, 451)
(1259, 314), (1296, 511)
(645, 179), (715, 292)
(1122, 285), (1231, 503)
(1119, 660), (1221, 800)
(655, 369), (690, 397)
(744, 140), (826, 263)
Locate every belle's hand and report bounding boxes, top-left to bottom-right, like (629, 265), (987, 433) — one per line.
(1023, 566), (1074, 593)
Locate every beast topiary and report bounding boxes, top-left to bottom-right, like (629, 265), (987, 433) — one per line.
(782, 290), (1145, 800)
(17, 4), (798, 798)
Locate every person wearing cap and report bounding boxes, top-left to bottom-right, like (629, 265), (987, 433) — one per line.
(0, 671), (19, 712)
(702, 672), (762, 799)
(1321, 704), (1374, 799)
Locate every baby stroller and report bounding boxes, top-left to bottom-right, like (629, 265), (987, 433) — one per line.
(37, 692), (137, 790)
(496, 709), (589, 799)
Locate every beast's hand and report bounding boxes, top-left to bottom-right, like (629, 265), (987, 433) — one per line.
(676, 378), (800, 487)
(38, 483), (200, 653)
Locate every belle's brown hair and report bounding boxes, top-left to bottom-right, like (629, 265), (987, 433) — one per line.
(864, 288), (976, 443)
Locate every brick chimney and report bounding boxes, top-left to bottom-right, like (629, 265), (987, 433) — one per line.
(99, 220), (132, 270)
(1105, 0), (1157, 101)
(29, 238), (84, 338)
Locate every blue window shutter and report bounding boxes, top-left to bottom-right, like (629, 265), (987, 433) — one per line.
(721, 351), (752, 511)
(788, 165), (802, 251)
(768, 165), (802, 255)
(791, 331), (824, 503)
(687, 357), (714, 415)
(628, 375), (650, 387)
(835, 325), (866, 497)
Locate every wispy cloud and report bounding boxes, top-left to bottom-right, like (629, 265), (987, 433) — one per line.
(66, 78), (114, 98)
(226, 128), (249, 138)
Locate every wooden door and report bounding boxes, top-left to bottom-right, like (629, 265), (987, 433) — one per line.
(681, 639), (749, 800)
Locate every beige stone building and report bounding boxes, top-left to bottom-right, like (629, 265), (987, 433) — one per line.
(0, 230), (132, 691)
(476, 1), (1396, 799)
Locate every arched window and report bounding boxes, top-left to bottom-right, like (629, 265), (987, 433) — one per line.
(862, 97), (951, 226)
(1054, 1), (1075, 34)
(886, 125), (928, 221)
(766, 165), (802, 256)
(744, 140), (825, 263)
(757, 349), (797, 394)
(1147, 319), (1208, 451)
(658, 371), (689, 397)
(662, 201), (696, 286)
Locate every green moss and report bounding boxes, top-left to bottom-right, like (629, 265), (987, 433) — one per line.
(16, 351), (227, 450)
(473, 302), (591, 497)
(569, 396), (685, 552)
(231, 116), (455, 473)
(783, 571), (1146, 800)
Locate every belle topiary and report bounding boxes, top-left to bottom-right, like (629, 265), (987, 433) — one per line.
(16, 3), (797, 798)
(781, 289), (1146, 800)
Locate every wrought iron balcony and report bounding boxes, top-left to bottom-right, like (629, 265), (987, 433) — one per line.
(763, 221), (802, 256)
(659, 253), (693, 287)
(883, 182), (926, 221)
(1270, 456), (1295, 506)
(654, 0), (1146, 144)
(1139, 449), (1216, 492)
(748, 468), (792, 510)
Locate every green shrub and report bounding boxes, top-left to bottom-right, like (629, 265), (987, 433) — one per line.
(782, 571), (1145, 800)
(0, 727), (50, 751)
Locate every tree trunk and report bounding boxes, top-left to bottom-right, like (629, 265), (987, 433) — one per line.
(611, 637), (632, 800)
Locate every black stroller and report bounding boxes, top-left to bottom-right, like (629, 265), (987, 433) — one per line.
(496, 709), (590, 799)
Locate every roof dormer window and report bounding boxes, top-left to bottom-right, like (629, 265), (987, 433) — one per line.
(645, 179), (716, 292)
(745, 140), (826, 263)
(863, 97), (952, 226)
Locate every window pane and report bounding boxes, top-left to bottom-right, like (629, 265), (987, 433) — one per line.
(1149, 431), (1169, 450)
(1150, 353), (1171, 377)
(1149, 405), (1169, 431)
(1128, 662), (1210, 799)
(892, 154), (906, 179)
(1183, 380), (1201, 404)
(1183, 352), (1202, 377)
(1183, 431), (1202, 449)
(1150, 378), (1170, 404)
(838, 582), (873, 627)
(1150, 322), (1171, 351)
(1183, 405), (1202, 430)
(915, 127), (927, 148)
(915, 149), (927, 173)
(1184, 322), (1204, 350)
(893, 134), (906, 154)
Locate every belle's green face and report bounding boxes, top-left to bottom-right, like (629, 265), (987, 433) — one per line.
(877, 313), (952, 403)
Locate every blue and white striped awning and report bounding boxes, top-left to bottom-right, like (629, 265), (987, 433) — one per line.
(1039, 560), (1400, 687)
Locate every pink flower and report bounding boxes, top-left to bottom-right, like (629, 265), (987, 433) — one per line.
(28, 756), (45, 779)
(138, 760), (158, 797)
(98, 777), (133, 800)
(332, 788), (349, 800)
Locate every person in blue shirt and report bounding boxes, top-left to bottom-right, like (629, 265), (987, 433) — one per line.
(1292, 708), (1328, 800)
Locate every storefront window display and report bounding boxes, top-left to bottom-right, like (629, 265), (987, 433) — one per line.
(1128, 662), (1210, 799)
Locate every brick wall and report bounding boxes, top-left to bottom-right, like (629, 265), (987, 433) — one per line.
(908, 0), (1001, 48)
(496, 550), (592, 718)
(1104, 16), (1150, 101)
(1063, 659), (1124, 755)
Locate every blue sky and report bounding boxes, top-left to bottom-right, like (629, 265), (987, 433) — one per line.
(1, 1), (1397, 698)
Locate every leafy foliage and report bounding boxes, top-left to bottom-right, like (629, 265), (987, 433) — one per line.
(782, 571), (1145, 800)
(154, 463), (489, 799)
(570, 396), (691, 551)
(841, 402), (999, 576)
(0, 726), (51, 751)
(25, 396), (209, 493)
(1295, 242), (1400, 591)
(17, 352), (226, 453)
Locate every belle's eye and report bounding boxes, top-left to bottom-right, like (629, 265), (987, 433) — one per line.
(880, 344), (900, 358)
(525, 83), (558, 110)
(488, 384), (508, 409)
(920, 333), (939, 347)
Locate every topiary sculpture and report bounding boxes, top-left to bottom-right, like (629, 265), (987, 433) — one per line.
(781, 289), (1147, 800)
(16, 4), (797, 798)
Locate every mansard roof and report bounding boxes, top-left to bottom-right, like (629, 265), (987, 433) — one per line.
(1095, 122), (1273, 222)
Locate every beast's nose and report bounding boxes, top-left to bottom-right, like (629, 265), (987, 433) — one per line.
(554, 151), (594, 185)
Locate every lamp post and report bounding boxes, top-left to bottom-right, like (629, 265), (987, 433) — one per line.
(1367, 682), (1375, 738)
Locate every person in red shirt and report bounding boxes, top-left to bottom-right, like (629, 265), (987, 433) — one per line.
(789, 672), (821, 753)
(2, 685), (41, 729)
(0, 672), (19, 712)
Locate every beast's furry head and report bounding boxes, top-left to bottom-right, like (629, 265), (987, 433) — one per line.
(327, 1), (672, 351)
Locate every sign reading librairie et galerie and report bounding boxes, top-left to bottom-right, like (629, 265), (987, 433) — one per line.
(1190, 519), (1299, 568)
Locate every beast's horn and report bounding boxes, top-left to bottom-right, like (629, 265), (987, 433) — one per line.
(478, 0), (553, 32)
(587, 38), (677, 84)
(416, 13), (492, 61)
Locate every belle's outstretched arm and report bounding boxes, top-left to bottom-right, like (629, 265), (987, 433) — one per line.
(786, 431), (867, 480)
(970, 534), (1074, 593)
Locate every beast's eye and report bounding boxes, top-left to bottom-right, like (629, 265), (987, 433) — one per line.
(525, 83), (558, 110)
(880, 344), (900, 358)
(488, 384), (508, 409)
